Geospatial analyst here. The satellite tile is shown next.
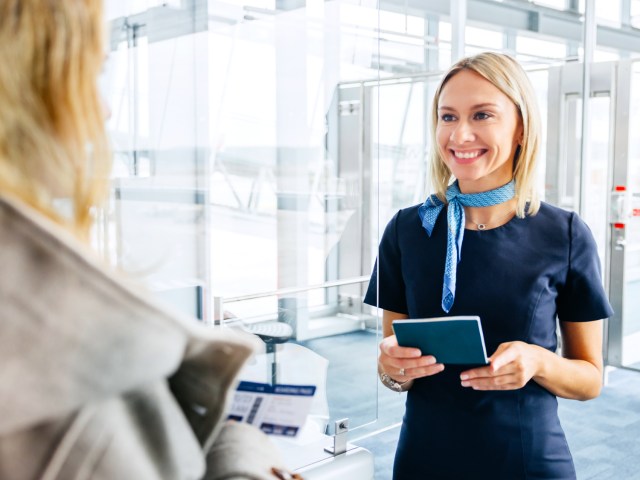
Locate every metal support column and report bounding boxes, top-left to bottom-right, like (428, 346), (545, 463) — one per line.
(578, 0), (595, 216)
(450, 0), (467, 62)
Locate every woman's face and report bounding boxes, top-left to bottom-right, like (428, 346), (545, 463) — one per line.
(436, 69), (523, 193)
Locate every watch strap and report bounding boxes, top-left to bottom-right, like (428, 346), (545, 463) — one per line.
(379, 372), (412, 392)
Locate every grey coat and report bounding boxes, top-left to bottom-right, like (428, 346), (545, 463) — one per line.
(0, 196), (285, 479)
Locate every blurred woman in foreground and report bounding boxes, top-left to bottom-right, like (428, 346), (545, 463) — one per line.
(0, 1), (290, 478)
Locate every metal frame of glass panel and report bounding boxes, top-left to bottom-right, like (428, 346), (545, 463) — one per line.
(545, 59), (640, 372)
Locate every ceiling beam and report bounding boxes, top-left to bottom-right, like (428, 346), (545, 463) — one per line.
(380, 0), (640, 53)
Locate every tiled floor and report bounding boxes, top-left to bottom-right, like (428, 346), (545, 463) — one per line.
(298, 330), (640, 480)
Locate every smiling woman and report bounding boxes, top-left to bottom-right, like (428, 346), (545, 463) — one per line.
(430, 53), (541, 218)
(436, 70), (523, 193)
(436, 69), (524, 230)
(365, 52), (613, 480)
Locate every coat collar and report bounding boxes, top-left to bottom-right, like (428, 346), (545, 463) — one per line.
(0, 195), (259, 439)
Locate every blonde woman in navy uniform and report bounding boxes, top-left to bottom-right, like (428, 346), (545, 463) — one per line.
(365, 52), (612, 479)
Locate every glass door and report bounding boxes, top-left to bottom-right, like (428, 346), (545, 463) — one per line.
(612, 60), (640, 370)
(546, 60), (640, 371)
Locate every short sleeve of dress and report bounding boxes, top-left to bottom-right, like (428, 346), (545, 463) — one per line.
(556, 212), (614, 322)
(363, 211), (408, 314)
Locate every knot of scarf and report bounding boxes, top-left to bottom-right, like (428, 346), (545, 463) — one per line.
(418, 180), (516, 313)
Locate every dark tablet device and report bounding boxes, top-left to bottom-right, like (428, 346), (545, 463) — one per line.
(392, 315), (489, 365)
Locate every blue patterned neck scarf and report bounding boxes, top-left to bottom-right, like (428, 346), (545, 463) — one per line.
(418, 180), (516, 313)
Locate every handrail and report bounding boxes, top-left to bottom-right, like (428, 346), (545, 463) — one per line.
(219, 276), (370, 304)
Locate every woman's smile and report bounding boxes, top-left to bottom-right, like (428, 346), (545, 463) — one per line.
(450, 148), (488, 164)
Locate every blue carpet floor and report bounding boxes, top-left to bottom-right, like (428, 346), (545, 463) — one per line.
(298, 330), (640, 480)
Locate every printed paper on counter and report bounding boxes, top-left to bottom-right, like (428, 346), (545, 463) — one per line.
(228, 381), (316, 437)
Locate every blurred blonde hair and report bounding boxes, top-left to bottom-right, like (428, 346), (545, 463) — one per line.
(0, 0), (110, 239)
(429, 52), (541, 217)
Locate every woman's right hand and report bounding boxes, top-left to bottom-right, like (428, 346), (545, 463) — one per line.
(379, 334), (445, 382)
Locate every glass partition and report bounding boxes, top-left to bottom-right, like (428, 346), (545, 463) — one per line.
(619, 60), (640, 369)
(206, 2), (383, 443)
(100, 2), (209, 318)
(372, 78), (436, 241)
(102, 0), (385, 469)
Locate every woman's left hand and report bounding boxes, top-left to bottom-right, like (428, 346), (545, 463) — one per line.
(459, 341), (543, 390)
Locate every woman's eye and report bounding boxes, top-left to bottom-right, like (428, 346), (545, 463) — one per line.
(474, 112), (491, 120)
(440, 114), (456, 122)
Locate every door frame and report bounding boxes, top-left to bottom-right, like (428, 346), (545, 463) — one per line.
(546, 60), (634, 369)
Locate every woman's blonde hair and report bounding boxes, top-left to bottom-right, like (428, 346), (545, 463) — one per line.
(429, 52), (541, 217)
(0, 0), (110, 238)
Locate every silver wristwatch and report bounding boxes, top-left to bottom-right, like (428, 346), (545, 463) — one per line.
(379, 372), (410, 392)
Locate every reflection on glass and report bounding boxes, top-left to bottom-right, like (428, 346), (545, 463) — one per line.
(517, 35), (568, 61)
(207, 0), (384, 436)
(632, 0), (640, 28)
(561, 95), (581, 207)
(102, 9), (208, 302)
(527, 69), (550, 195)
(373, 80), (433, 230)
(105, 0), (181, 21)
(621, 62), (640, 368)
(466, 26), (502, 51)
(532, 0), (574, 10)
(103, 0), (387, 455)
(596, 0), (621, 25)
(583, 95), (611, 271)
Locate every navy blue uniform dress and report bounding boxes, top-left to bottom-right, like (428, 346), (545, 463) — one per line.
(364, 202), (613, 480)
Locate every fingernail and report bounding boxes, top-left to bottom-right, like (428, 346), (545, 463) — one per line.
(460, 374), (468, 380)
(461, 381), (470, 387)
